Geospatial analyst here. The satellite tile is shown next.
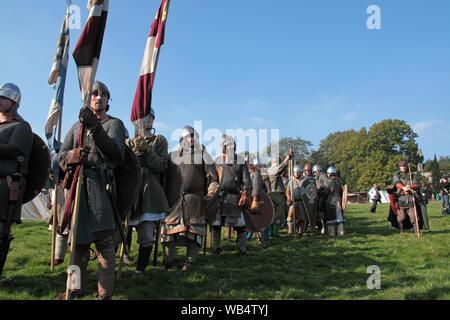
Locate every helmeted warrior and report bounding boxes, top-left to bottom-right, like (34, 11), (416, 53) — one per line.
(126, 107), (169, 274)
(313, 164), (327, 234)
(210, 134), (251, 256)
(323, 166), (345, 237)
(0, 83), (34, 276)
(160, 126), (218, 271)
(303, 163), (313, 178)
(266, 151), (293, 236)
(286, 165), (309, 237)
(388, 160), (422, 235)
(57, 81), (126, 299)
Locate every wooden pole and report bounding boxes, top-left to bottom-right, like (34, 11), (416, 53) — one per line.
(65, 162), (85, 300)
(117, 216), (129, 280)
(408, 164), (421, 239)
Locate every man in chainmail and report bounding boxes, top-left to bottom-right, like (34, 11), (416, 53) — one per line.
(160, 126), (218, 271)
(57, 81), (126, 299)
(0, 83), (33, 277)
(126, 108), (170, 274)
(211, 134), (251, 256)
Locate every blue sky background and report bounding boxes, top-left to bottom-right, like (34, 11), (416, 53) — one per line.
(1, 0), (449, 161)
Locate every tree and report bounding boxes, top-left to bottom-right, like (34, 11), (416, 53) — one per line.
(309, 119), (422, 192)
(264, 136), (312, 166)
(431, 154), (441, 194)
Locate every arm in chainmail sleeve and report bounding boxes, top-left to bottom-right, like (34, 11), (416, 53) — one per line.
(92, 118), (126, 166)
(145, 135), (169, 175)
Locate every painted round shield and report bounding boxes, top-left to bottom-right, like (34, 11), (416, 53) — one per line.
(298, 177), (318, 230)
(22, 134), (51, 204)
(243, 192), (274, 232)
(267, 192), (286, 224)
(115, 146), (142, 218)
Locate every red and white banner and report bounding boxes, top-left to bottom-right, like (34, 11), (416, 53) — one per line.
(72, 0), (109, 106)
(130, 0), (170, 123)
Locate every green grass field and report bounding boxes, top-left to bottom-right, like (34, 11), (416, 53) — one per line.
(1, 201), (448, 300)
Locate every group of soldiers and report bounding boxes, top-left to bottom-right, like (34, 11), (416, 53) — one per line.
(2, 80), (426, 301)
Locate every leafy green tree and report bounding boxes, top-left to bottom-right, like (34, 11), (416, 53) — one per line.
(264, 136), (312, 166)
(431, 154), (441, 193)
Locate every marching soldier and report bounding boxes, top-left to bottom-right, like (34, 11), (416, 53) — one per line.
(323, 166), (345, 237)
(210, 134), (251, 256)
(126, 108), (170, 274)
(160, 126), (218, 271)
(0, 83), (33, 276)
(57, 81), (126, 299)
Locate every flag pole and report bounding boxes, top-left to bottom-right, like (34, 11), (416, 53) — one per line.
(50, 4), (70, 271)
(408, 163), (421, 239)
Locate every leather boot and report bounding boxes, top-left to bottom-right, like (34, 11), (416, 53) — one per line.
(136, 245), (153, 273)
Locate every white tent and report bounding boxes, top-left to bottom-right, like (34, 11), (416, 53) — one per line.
(379, 190), (390, 204)
(21, 193), (51, 221)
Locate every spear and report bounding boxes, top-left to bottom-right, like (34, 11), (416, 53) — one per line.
(65, 0), (109, 299)
(288, 140), (296, 238)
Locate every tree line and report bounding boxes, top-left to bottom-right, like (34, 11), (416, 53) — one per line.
(263, 119), (448, 193)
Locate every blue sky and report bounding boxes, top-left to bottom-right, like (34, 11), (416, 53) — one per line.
(1, 0), (449, 161)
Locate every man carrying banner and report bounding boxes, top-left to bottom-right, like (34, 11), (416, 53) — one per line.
(210, 135), (252, 256)
(57, 81), (126, 299)
(126, 109), (169, 274)
(160, 126), (218, 271)
(0, 83), (34, 276)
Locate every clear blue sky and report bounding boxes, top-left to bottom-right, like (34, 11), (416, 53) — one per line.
(1, 0), (449, 161)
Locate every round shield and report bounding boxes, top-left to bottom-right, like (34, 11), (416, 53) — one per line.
(342, 184), (348, 213)
(22, 134), (51, 204)
(115, 146), (142, 218)
(243, 192), (274, 232)
(298, 177), (318, 230)
(267, 192), (286, 224)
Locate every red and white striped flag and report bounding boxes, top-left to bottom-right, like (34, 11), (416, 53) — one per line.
(130, 0), (170, 128)
(72, 0), (109, 106)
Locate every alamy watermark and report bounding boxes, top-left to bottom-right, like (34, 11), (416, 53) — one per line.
(68, 5), (81, 30)
(168, 120), (280, 165)
(367, 5), (381, 30)
(366, 265), (381, 289)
